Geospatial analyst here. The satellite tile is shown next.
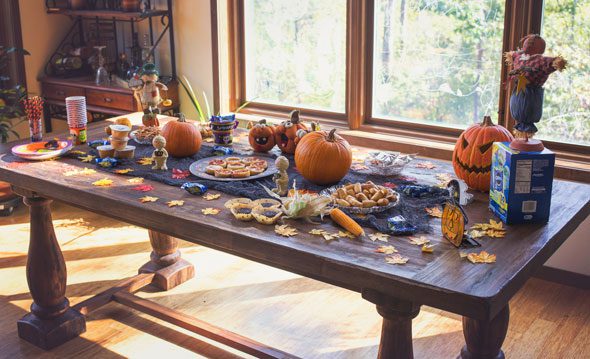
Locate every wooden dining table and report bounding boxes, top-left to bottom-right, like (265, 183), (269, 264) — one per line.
(0, 113), (588, 359)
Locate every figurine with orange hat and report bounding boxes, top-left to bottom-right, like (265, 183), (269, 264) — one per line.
(504, 34), (567, 151)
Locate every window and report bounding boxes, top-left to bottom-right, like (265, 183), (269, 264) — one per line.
(536, 0), (590, 146)
(243, 0), (347, 113)
(372, 0), (505, 129)
(226, 0), (590, 164)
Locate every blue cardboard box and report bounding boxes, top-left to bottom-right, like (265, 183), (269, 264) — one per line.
(489, 142), (555, 224)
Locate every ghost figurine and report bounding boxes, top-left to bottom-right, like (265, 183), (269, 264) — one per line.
(152, 135), (168, 171)
(504, 34), (567, 139)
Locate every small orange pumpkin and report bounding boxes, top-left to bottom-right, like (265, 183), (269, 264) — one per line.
(452, 116), (514, 191)
(295, 128), (352, 185)
(275, 110), (308, 154)
(248, 119), (276, 152)
(161, 113), (202, 157)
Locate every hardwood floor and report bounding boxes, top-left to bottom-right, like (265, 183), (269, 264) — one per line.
(0, 201), (588, 358)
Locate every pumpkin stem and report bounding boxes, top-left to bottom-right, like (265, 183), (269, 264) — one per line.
(481, 115), (494, 127)
(176, 112), (187, 123)
(289, 109), (300, 124)
(327, 128), (337, 141)
(259, 119), (267, 126)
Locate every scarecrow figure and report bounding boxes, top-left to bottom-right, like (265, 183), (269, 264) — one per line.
(504, 34), (567, 140)
(132, 63), (168, 113)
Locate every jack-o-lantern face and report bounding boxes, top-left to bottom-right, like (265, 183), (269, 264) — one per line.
(248, 119), (276, 152)
(442, 202), (465, 247)
(274, 110), (308, 154)
(452, 116), (513, 192)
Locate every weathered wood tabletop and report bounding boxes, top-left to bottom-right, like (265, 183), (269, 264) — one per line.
(1, 113), (588, 358)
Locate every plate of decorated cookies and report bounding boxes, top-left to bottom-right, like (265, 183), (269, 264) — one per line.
(189, 155), (277, 182)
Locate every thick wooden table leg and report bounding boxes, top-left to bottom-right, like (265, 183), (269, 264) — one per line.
(363, 290), (420, 359)
(461, 305), (509, 359)
(16, 194), (85, 350)
(139, 230), (194, 291)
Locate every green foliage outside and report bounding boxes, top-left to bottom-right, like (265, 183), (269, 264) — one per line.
(0, 46), (28, 143)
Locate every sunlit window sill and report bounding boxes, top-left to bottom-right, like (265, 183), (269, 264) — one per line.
(235, 112), (590, 183)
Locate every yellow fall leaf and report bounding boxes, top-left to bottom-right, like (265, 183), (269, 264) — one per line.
(322, 232), (339, 241)
(275, 224), (298, 237)
(140, 196), (159, 203)
(421, 244), (435, 253)
(425, 207), (443, 218)
(203, 193), (221, 201)
(64, 168), (96, 177)
(369, 232), (389, 242)
(309, 229), (326, 236)
(337, 231), (355, 239)
(376, 245), (398, 254)
(409, 236), (430, 246)
(79, 155), (96, 163)
(92, 178), (113, 187)
(167, 200), (185, 207)
(467, 251), (497, 264)
(127, 177), (145, 184)
(137, 157), (155, 166)
(385, 254), (409, 265)
(201, 207), (220, 215)
(114, 168), (134, 174)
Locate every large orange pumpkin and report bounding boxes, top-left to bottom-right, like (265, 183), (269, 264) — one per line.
(248, 119), (276, 152)
(452, 116), (513, 191)
(275, 110), (308, 154)
(161, 113), (202, 157)
(295, 128), (352, 185)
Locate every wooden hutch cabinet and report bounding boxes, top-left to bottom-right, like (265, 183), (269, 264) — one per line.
(41, 0), (178, 132)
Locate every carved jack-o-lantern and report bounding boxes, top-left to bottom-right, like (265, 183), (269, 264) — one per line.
(452, 116), (513, 191)
(442, 202), (465, 247)
(248, 119), (276, 152)
(274, 110), (308, 154)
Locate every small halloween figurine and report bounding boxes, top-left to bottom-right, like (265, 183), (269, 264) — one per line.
(132, 63), (169, 113)
(151, 135), (168, 170)
(272, 156), (289, 196)
(274, 110), (308, 154)
(441, 180), (479, 248)
(504, 34), (567, 150)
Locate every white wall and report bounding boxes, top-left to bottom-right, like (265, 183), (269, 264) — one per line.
(16, 0), (590, 276)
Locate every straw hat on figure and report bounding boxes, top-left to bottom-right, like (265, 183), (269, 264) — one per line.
(504, 34), (567, 151)
(133, 63), (169, 114)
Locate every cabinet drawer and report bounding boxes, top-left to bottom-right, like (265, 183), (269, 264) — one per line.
(42, 83), (85, 101)
(86, 89), (135, 111)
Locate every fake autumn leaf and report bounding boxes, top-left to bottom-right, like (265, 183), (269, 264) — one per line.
(416, 162), (436, 169)
(470, 219), (506, 238)
(321, 232), (339, 241)
(486, 229), (506, 238)
(92, 178), (113, 187)
(201, 207), (220, 215)
(275, 224), (298, 237)
(337, 231), (356, 239)
(167, 200), (185, 208)
(459, 251), (468, 258)
(172, 168), (190, 179)
(369, 232), (390, 242)
(385, 254), (409, 265)
(468, 230), (486, 239)
(376, 245), (398, 254)
(435, 173), (453, 183)
(309, 229), (326, 236)
(409, 236), (430, 246)
(139, 196), (159, 203)
(203, 193), (221, 201)
(79, 154), (96, 163)
(467, 251), (497, 264)
(63, 168), (96, 177)
(137, 157), (155, 166)
(425, 207), (443, 218)
(69, 150), (86, 156)
(132, 184), (154, 192)
(421, 244), (435, 253)
(127, 177), (145, 184)
(114, 168), (134, 174)
(472, 219), (504, 231)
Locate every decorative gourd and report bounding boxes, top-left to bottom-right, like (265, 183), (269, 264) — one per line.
(142, 110), (159, 127)
(330, 208), (364, 237)
(452, 116), (513, 191)
(248, 119), (276, 152)
(294, 128), (352, 185)
(274, 110), (308, 154)
(161, 113), (202, 157)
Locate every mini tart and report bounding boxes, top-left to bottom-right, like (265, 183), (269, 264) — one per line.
(225, 156), (241, 162)
(214, 169), (233, 178)
(242, 157), (258, 165)
(206, 165), (223, 175)
(252, 205), (283, 224)
(224, 198), (252, 209)
(208, 159), (227, 167)
(248, 165), (265, 175)
(231, 169), (250, 178)
(230, 203), (255, 221)
(253, 198), (281, 209)
(227, 163), (246, 170)
(250, 160), (268, 169)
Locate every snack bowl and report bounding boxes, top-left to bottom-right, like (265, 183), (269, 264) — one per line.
(252, 205), (283, 224)
(115, 145), (135, 159)
(364, 151), (414, 176)
(320, 181), (400, 214)
(109, 136), (128, 151)
(97, 144), (115, 158)
(109, 124), (131, 140)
